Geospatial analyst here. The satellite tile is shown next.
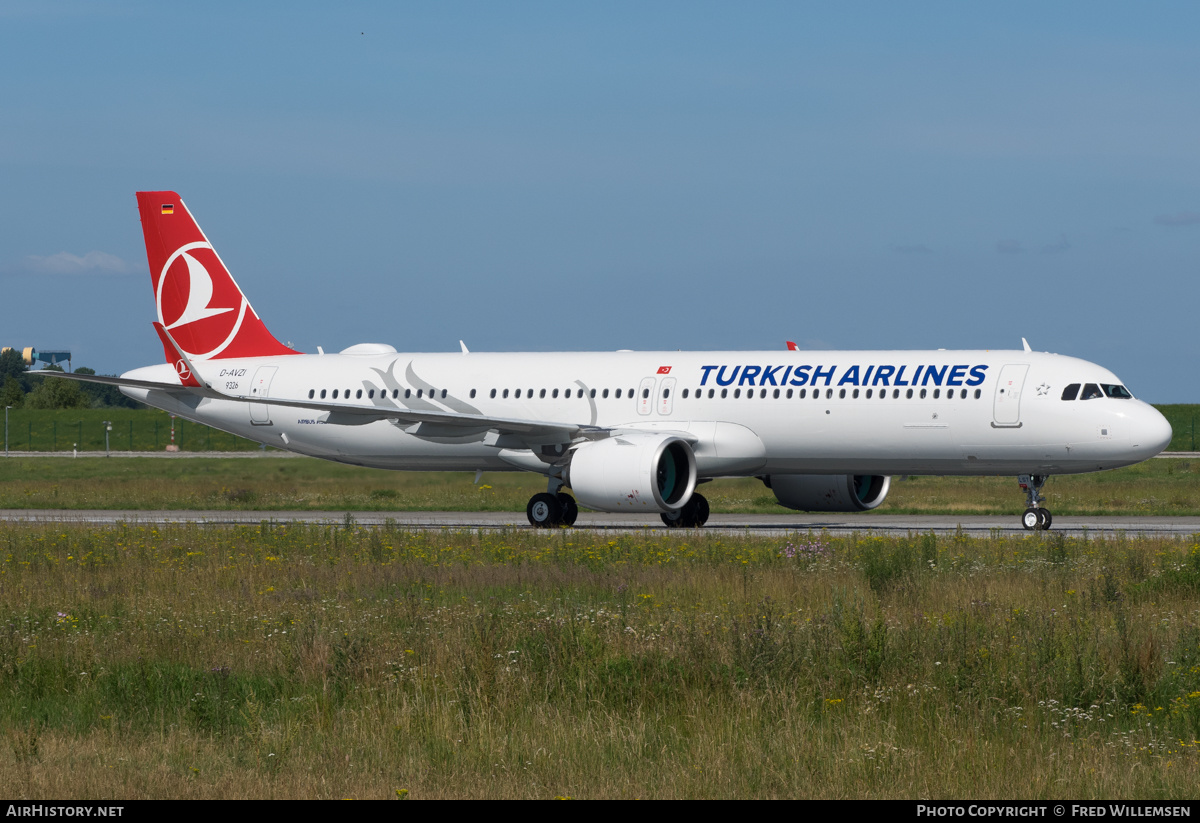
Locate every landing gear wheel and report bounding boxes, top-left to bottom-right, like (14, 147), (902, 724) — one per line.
(1037, 508), (1053, 530)
(1022, 508), (1041, 531)
(1017, 475), (1051, 531)
(556, 493), (578, 527)
(661, 509), (685, 528)
(527, 493), (562, 528)
(660, 493), (710, 528)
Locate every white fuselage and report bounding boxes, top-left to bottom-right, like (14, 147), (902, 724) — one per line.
(119, 347), (1172, 478)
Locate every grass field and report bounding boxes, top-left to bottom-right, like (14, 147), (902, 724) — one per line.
(1, 454), (1198, 517)
(2, 523), (1199, 798)
(3, 404), (1198, 453)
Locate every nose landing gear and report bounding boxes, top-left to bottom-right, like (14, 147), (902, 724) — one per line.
(1018, 474), (1053, 530)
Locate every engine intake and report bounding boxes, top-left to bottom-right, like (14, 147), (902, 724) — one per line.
(567, 434), (697, 513)
(764, 474), (890, 512)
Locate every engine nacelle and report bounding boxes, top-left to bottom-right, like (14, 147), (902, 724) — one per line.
(567, 434), (697, 513)
(764, 474), (890, 512)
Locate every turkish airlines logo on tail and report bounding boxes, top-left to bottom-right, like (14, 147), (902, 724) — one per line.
(156, 242), (247, 359)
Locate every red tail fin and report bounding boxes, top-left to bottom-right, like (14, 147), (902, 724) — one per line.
(137, 191), (298, 360)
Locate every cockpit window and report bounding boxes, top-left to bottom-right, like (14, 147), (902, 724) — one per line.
(1102, 384), (1133, 399)
(1061, 384), (1080, 401)
(1080, 383), (1103, 400)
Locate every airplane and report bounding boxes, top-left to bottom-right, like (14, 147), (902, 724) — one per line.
(48, 191), (1173, 531)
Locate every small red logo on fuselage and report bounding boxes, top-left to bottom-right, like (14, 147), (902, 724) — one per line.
(657, 366), (671, 374)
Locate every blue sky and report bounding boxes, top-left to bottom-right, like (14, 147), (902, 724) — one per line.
(2, 2), (1197, 400)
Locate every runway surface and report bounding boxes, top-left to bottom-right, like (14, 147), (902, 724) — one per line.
(2, 509), (1198, 537)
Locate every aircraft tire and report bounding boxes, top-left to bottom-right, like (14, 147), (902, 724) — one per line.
(1038, 508), (1053, 530)
(1022, 508), (1041, 531)
(660, 493), (710, 528)
(527, 493), (562, 528)
(556, 493), (579, 527)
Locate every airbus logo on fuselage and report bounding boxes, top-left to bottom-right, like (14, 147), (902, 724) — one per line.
(698, 363), (989, 388)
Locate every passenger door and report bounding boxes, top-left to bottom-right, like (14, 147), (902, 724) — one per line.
(992, 364), (1028, 427)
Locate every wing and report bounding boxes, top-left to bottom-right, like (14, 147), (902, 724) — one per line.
(36, 369), (603, 442)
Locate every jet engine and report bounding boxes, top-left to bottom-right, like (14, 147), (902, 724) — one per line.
(763, 474), (890, 512)
(566, 433), (697, 513)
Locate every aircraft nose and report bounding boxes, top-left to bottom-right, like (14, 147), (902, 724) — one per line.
(1134, 404), (1173, 457)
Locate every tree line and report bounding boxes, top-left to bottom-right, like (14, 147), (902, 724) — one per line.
(0, 348), (141, 410)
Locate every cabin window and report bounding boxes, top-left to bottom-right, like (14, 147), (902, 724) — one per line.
(417, 389), (423, 399)
(356, 389), (362, 399)
(919, 388), (926, 399)
(615, 389), (622, 399)
(514, 389), (521, 399)
(786, 389), (793, 398)
(320, 389), (326, 399)
(906, 389), (913, 399)
(603, 389), (609, 398)
(590, 388), (596, 398)
(799, 389), (806, 399)
(368, 389), (374, 399)
(554, 389), (560, 399)
(470, 389), (476, 399)
(708, 389), (715, 398)
(503, 389), (509, 399)
(892, 389), (899, 399)
(1102, 384), (1133, 399)
(406, 389), (412, 399)
(1060, 384), (1079, 400)
(734, 389), (741, 398)
(489, 389), (496, 399)
(442, 389), (447, 399)
(683, 389), (689, 398)
(1080, 383), (1102, 400)
(826, 388), (833, 399)
(933, 389), (940, 399)
(839, 389), (846, 399)
(865, 389), (872, 399)
(773, 388), (780, 399)
(663, 388), (669, 398)
(332, 389), (339, 399)
(974, 389), (981, 399)
(308, 389), (314, 399)
(721, 389), (728, 398)
(852, 389), (859, 399)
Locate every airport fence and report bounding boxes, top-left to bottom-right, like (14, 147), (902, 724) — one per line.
(0, 408), (269, 452)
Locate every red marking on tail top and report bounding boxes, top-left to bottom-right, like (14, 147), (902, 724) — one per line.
(137, 191), (297, 360)
(786, 341), (799, 351)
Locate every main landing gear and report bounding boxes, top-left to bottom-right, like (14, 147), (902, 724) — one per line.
(660, 493), (710, 528)
(526, 489), (579, 528)
(1018, 474), (1053, 531)
(525, 487), (711, 529)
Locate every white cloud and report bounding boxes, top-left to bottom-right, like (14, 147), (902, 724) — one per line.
(21, 251), (132, 275)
